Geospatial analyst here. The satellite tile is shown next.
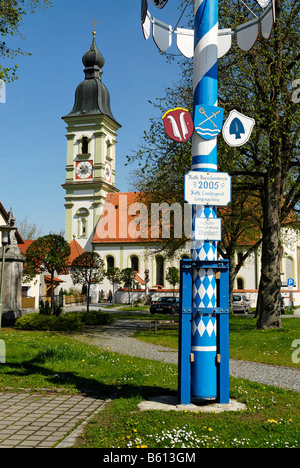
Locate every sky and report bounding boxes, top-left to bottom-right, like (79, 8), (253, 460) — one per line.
(0, 0), (190, 236)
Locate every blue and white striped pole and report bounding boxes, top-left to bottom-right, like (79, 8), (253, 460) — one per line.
(191, 0), (219, 399)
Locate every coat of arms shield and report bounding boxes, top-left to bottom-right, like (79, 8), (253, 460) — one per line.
(162, 107), (194, 143)
(222, 110), (255, 147)
(194, 105), (224, 140)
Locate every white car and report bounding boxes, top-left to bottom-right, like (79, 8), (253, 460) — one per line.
(232, 294), (250, 314)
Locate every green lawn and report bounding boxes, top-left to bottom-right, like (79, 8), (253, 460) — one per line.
(133, 315), (300, 367)
(0, 319), (299, 448)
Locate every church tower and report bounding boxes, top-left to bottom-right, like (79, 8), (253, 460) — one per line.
(62, 30), (121, 250)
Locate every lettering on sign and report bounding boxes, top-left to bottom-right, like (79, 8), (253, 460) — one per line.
(195, 218), (222, 241)
(185, 172), (231, 206)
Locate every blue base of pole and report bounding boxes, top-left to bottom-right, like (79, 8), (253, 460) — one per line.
(178, 259), (230, 405)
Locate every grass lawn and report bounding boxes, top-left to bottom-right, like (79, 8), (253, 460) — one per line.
(0, 318), (299, 448)
(133, 315), (300, 367)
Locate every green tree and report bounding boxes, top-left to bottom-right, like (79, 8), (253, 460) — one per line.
(71, 252), (105, 313)
(166, 266), (179, 296)
(129, 0), (300, 329)
(24, 234), (71, 315)
(106, 267), (122, 304)
(121, 268), (135, 304)
(216, 0), (300, 328)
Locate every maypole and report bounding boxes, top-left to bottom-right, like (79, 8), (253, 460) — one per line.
(140, 0), (275, 405)
(190, 0), (220, 400)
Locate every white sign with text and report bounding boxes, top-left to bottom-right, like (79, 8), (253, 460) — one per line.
(195, 218), (222, 241)
(185, 171), (231, 206)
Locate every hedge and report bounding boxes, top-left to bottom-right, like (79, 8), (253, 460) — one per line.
(15, 310), (114, 332)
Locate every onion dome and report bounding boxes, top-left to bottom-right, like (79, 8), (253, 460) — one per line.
(65, 32), (119, 124)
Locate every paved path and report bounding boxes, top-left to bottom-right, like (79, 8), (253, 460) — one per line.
(0, 318), (299, 448)
(0, 392), (106, 448)
(74, 320), (300, 393)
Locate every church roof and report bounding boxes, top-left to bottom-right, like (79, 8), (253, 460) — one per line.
(92, 192), (153, 244)
(63, 32), (120, 126)
(68, 238), (85, 264)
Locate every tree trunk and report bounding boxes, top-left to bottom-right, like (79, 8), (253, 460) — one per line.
(86, 283), (90, 313)
(50, 270), (55, 316)
(256, 173), (282, 329)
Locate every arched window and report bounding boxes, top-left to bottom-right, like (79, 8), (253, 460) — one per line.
(81, 218), (87, 238)
(286, 257), (294, 281)
(107, 256), (115, 270)
(82, 136), (89, 155)
(156, 256), (164, 286)
(76, 208), (89, 239)
(131, 255), (139, 272)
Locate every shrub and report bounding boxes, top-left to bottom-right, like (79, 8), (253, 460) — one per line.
(15, 310), (114, 331)
(78, 310), (114, 326)
(15, 313), (83, 332)
(39, 299), (62, 316)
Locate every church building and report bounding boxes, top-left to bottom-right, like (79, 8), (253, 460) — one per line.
(61, 31), (300, 306)
(61, 31), (187, 299)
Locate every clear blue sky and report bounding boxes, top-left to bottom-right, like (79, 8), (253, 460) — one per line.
(0, 0), (189, 236)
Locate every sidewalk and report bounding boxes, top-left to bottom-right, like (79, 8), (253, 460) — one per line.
(0, 392), (106, 448)
(0, 392), (104, 448)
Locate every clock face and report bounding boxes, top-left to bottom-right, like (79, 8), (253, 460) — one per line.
(104, 162), (111, 182)
(76, 161), (93, 179)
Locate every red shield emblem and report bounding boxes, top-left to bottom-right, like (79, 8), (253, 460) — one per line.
(162, 107), (194, 143)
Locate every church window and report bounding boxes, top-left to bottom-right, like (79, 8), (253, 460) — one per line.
(131, 255), (139, 272)
(106, 139), (113, 161)
(81, 218), (87, 238)
(237, 252), (244, 265)
(76, 208), (89, 239)
(286, 257), (294, 281)
(82, 136), (89, 155)
(156, 256), (164, 286)
(107, 256), (115, 270)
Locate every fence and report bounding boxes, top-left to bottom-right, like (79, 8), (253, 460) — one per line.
(64, 294), (86, 306)
(21, 297), (36, 309)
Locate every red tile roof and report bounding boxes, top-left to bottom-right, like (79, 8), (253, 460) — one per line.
(92, 192), (159, 244)
(18, 240), (34, 254)
(68, 238), (85, 263)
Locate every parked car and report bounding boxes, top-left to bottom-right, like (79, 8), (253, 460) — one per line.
(232, 294), (250, 314)
(150, 296), (180, 314)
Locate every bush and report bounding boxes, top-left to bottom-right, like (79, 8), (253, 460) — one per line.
(15, 313), (83, 332)
(39, 299), (62, 316)
(78, 310), (114, 326)
(15, 310), (114, 331)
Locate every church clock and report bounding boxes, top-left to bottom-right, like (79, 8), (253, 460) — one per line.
(104, 162), (111, 183)
(75, 160), (93, 180)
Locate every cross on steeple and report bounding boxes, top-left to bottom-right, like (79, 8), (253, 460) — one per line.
(92, 18), (97, 36)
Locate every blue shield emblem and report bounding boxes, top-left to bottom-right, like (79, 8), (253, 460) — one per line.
(194, 105), (224, 140)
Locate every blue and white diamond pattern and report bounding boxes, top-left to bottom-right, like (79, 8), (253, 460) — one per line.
(192, 315), (217, 337)
(192, 268), (216, 308)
